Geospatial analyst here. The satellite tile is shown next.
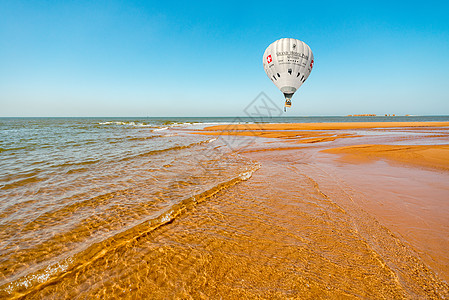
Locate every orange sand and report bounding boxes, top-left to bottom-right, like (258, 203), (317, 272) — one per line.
(204, 121), (449, 131)
(192, 121), (449, 284)
(323, 144), (449, 171)
(193, 129), (356, 143)
(195, 121), (449, 169)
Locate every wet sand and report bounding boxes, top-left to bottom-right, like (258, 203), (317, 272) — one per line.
(196, 121), (449, 144)
(203, 121), (449, 131)
(323, 144), (449, 170)
(193, 121), (449, 289)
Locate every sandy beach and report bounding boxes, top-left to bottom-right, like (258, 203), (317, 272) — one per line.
(197, 122), (449, 170)
(192, 121), (449, 291)
(323, 144), (449, 171)
(2, 119), (449, 298)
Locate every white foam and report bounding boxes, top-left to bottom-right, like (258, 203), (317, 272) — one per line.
(238, 164), (260, 181)
(153, 127), (168, 132)
(160, 214), (172, 223)
(98, 121), (154, 127)
(239, 170), (254, 181)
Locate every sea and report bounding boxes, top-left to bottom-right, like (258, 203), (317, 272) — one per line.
(1, 116), (448, 298)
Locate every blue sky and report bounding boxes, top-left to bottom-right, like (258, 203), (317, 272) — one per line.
(1, 0), (448, 116)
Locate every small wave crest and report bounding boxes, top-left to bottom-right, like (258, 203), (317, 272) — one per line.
(98, 121), (154, 127)
(152, 127), (168, 132)
(118, 138), (221, 162)
(239, 170), (256, 181)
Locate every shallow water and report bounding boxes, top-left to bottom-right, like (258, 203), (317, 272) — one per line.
(1, 117), (448, 298)
(0, 118), (258, 298)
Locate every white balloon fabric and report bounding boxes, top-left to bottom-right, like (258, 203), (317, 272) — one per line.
(263, 38), (314, 107)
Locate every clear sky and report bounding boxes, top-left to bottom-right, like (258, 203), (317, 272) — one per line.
(1, 0), (448, 117)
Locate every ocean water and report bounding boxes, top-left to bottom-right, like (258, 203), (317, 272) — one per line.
(1, 116), (448, 298)
(0, 117), (260, 297)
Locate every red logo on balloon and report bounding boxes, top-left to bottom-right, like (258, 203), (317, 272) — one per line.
(267, 55), (272, 64)
(310, 59), (314, 69)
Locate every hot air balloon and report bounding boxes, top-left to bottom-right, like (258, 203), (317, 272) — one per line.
(263, 38), (314, 111)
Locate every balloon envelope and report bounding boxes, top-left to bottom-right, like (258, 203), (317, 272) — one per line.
(263, 38), (314, 104)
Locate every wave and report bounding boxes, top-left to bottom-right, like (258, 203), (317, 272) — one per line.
(0, 137), (211, 192)
(98, 121), (155, 127)
(1, 176), (44, 191)
(0, 158), (103, 192)
(0, 146), (28, 152)
(0, 165), (259, 298)
(152, 127), (168, 132)
(97, 120), (254, 132)
(126, 135), (161, 142)
(106, 135), (161, 144)
(118, 138), (218, 163)
(0, 169), (46, 191)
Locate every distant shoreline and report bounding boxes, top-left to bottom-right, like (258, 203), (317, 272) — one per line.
(201, 121), (449, 131)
